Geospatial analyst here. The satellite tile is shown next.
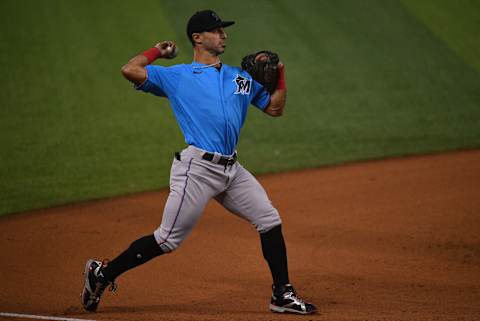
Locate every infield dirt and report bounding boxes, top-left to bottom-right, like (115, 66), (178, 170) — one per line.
(1, 150), (479, 321)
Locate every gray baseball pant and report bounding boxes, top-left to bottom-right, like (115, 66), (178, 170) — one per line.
(153, 145), (282, 253)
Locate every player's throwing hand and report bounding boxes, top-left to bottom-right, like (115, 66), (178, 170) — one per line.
(154, 41), (178, 59)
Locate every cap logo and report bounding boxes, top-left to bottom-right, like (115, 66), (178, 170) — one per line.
(211, 12), (220, 21)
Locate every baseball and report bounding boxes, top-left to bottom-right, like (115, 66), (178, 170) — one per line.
(167, 45), (178, 59)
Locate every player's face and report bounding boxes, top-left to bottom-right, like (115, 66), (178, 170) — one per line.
(201, 27), (227, 55)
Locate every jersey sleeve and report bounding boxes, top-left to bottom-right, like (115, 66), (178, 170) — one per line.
(250, 79), (271, 111)
(135, 65), (182, 98)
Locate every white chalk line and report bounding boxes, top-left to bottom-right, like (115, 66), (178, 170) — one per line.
(0, 312), (98, 321)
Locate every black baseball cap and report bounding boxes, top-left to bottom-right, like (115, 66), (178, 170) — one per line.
(186, 10), (235, 42)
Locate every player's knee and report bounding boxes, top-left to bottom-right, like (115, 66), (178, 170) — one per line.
(156, 239), (182, 253)
(153, 230), (184, 253)
(254, 210), (282, 233)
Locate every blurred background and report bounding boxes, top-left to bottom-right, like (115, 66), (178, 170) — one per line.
(1, 0), (479, 215)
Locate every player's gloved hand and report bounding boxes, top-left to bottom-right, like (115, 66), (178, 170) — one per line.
(241, 50), (281, 94)
(154, 41), (178, 59)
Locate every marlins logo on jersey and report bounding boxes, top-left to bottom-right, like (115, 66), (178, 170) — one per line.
(233, 75), (251, 95)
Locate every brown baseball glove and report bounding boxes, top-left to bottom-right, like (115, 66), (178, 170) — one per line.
(241, 50), (280, 94)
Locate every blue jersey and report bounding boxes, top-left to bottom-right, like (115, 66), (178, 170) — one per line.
(135, 61), (270, 155)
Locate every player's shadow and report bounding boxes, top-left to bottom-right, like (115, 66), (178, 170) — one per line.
(65, 302), (274, 316)
(100, 303), (262, 314)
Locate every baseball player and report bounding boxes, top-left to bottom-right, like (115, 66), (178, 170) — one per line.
(81, 10), (317, 315)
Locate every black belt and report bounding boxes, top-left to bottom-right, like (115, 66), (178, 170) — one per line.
(202, 152), (237, 166)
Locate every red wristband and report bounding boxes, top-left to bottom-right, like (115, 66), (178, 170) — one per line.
(143, 47), (162, 64)
(277, 64), (286, 90)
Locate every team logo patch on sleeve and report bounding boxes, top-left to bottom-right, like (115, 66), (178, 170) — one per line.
(233, 75), (251, 95)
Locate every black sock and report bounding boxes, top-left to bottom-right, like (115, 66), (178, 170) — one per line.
(260, 225), (290, 288)
(101, 234), (164, 282)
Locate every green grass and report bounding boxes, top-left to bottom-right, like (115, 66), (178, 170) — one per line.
(0, 1), (185, 213)
(401, 0), (480, 73)
(1, 0), (479, 215)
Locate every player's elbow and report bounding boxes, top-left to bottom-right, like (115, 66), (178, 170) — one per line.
(267, 108), (284, 117)
(264, 102), (285, 117)
(265, 91), (286, 117)
(121, 64), (134, 79)
(121, 64), (146, 85)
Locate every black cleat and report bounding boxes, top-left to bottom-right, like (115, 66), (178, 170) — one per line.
(269, 284), (317, 314)
(80, 259), (117, 312)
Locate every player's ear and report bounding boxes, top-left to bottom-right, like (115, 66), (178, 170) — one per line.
(192, 33), (202, 45)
